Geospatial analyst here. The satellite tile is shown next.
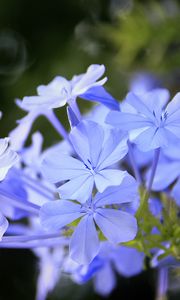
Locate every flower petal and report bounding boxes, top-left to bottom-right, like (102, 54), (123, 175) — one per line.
(106, 111), (152, 131)
(22, 95), (67, 110)
(94, 262), (116, 296)
(94, 170), (127, 193)
(40, 200), (83, 231)
(97, 129), (128, 169)
(0, 212), (8, 240)
(82, 86), (119, 111)
(151, 161), (180, 191)
(58, 174), (94, 203)
(94, 175), (138, 206)
(72, 64), (106, 96)
(132, 127), (170, 151)
(41, 153), (89, 183)
(113, 246), (144, 277)
(70, 215), (100, 265)
(70, 120), (104, 167)
(94, 208), (137, 243)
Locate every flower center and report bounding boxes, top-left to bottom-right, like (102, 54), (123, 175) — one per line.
(84, 159), (96, 174)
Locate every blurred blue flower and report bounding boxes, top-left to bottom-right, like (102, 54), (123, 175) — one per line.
(0, 137), (19, 180)
(0, 136), (19, 239)
(71, 242), (144, 296)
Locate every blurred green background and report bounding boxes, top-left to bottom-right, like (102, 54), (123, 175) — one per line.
(0, 0), (179, 299)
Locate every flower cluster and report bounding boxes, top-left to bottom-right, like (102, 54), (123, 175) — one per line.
(0, 64), (179, 300)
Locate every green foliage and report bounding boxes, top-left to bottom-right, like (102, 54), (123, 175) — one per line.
(124, 187), (180, 262)
(99, 1), (180, 74)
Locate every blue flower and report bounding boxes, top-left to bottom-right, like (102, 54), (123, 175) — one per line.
(171, 179), (180, 207)
(35, 247), (63, 300)
(70, 242), (144, 296)
(9, 99), (52, 151)
(0, 138), (19, 181)
(0, 169), (29, 220)
(40, 175), (138, 265)
(147, 140), (180, 191)
(21, 64), (119, 110)
(106, 89), (180, 151)
(0, 211), (8, 241)
(0, 137), (18, 239)
(41, 120), (128, 202)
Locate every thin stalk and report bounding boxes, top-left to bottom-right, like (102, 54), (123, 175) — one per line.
(20, 178), (54, 201)
(156, 267), (168, 300)
(2, 233), (61, 243)
(0, 236), (69, 248)
(0, 192), (39, 215)
(46, 110), (70, 142)
(68, 98), (82, 121)
(19, 171), (55, 196)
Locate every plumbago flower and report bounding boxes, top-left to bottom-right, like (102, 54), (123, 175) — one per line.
(0, 137), (19, 181)
(41, 120), (129, 202)
(67, 242), (144, 296)
(9, 99), (52, 151)
(106, 89), (180, 151)
(40, 175), (138, 265)
(22, 64), (119, 111)
(9, 64), (119, 151)
(0, 136), (19, 239)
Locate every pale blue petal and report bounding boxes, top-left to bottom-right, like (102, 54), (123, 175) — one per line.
(113, 246), (144, 277)
(23, 95), (67, 110)
(163, 138), (180, 160)
(94, 208), (137, 243)
(139, 89), (169, 117)
(0, 140), (18, 181)
(94, 262), (116, 296)
(72, 64), (106, 95)
(171, 178), (180, 206)
(9, 110), (43, 151)
(41, 153), (89, 182)
(82, 86), (120, 111)
(0, 138), (9, 155)
(166, 92), (180, 115)
(40, 200), (83, 231)
(87, 104), (111, 126)
(58, 174), (94, 203)
(97, 129), (128, 169)
(94, 170), (127, 193)
(94, 175), (138, 206)
(37, 76), (71, 97)
(0, 148), (18, 168)
(70, 120), (104, 167)
(70, 215), (100, 265)
(152, 161), (180, 191)
(132, 127), (169, 151)
(106, 111), (152, 130)
(165, 124), (180, 139)
(126, 92), (155, 119)
(0, 212), (8, 240)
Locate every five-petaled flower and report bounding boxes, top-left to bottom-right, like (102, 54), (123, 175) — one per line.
(41, 120), (129, 203)
(40, 175), (138, 264)
(106, 89), (180, 151)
